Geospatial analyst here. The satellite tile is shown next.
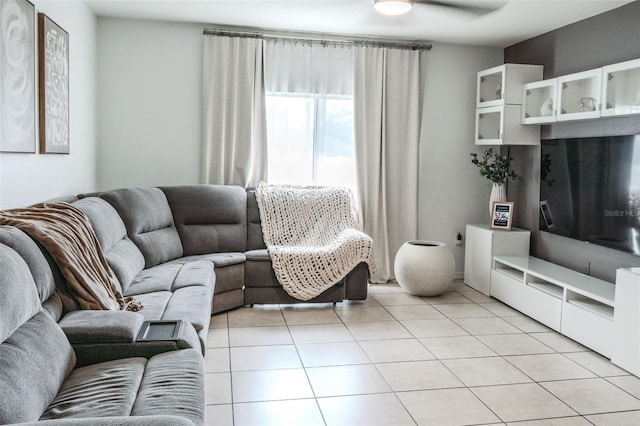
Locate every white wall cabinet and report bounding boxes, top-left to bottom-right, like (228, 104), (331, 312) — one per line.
(463, 224), (530, 295)
(521, 57), (640, 124)
(601, 58), (640, 117)
(475, 64), (542, 145)
(557, 69), (602, 121)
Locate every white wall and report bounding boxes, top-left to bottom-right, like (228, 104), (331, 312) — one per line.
(96, 18), (203, 191)
(95, 18), (502, 277)
(0, 1), (97, 209)
(418, 42), (503, 277)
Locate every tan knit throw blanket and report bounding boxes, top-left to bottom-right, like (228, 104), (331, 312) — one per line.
(0, 202), (142, 311)
(256, 183), (376, 301)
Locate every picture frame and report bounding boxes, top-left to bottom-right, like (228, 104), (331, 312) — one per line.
(0, 0), (36, 153)
(540, 200), (555, 230)
(490, 201), (514, 230)
(38, 12), (69, 154)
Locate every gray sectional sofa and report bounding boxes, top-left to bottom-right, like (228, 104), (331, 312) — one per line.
(82, 184), (368, 316)
(40, 184), (367, 352)
(0, 184), (370, 425)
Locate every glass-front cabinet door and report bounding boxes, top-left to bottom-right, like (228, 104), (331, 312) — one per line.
(557, 69), (601, 121)
(601, 58), (640, 117)
(475, 105), (539, 145)
(522, 79), (558, 124)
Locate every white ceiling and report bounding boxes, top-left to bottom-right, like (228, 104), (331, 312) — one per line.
(84, 0), (635, 47)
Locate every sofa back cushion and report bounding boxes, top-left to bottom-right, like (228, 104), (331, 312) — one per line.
(0, 244), (75, 424)
(73, 197), (146, 293)
(0, 226), (64, 320)
(246, 188), (267, 251)
(161, 185), (248, 255)
(100, 188), (183, 269)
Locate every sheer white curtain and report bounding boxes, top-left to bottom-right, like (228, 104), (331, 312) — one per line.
(202, 34), (267, 187)
(263, 39), (356, 190)
(353, 46), (427, 283)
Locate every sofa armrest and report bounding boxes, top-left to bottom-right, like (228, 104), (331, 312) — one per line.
(16, 415), (195, 425)
(60, 310), (145, 344)
(59, 311), (202, 367)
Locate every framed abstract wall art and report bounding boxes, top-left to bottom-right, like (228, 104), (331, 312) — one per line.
(0, 0), (36, 153)
(38, 12), (68, 154)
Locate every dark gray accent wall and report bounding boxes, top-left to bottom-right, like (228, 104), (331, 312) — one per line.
(504, 1), (640, 283)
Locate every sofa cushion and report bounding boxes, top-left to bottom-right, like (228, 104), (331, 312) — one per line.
(100, 188), (183, 268)
(40, 351), (204, 424)
(129, 291), (172, 323)
(165, 253), (245, 313)
(0, 226), (63, 320)
(41, 357), (147, 420)
(166, 252), (246, 268)
(0, 312), (75, 424)
(131, 349), (205, 424)
(124, 260), (215, 296)
(129, 287), (212, 333)
(161, 285), (214, 332)
(0, 243), (43, 341)
(73, 198), (145, 293)
(244, 248), (270, 262)
(161, 185), (248, 255)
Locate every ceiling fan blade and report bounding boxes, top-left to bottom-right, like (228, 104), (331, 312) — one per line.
(415, 0), (506, 15)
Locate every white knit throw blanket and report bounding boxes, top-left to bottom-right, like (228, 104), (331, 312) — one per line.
(256, 183), (376, 301)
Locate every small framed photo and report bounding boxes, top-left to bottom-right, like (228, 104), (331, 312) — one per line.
(490, 201), (514, 230)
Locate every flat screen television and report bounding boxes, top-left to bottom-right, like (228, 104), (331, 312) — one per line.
(540, 134), (640, 256)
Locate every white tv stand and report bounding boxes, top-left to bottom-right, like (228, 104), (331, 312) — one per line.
(491, 255), (639, 376)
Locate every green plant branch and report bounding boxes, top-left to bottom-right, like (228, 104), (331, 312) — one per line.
(470, 148), (521, 184)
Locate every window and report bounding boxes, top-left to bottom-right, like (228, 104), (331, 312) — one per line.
(266, 92), (356, 190)
(264, 40), (355, 191)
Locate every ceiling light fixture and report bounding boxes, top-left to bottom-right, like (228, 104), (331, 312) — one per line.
(373, 0), (414, 16)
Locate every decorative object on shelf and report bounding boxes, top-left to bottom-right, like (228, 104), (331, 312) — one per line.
(496, 83), (502, 100)
(0, 0), (36, 153)
(38, 13), (69, 154)
(490, 201), (514, 230)
(394, 240), (454, 296)
(578, 97), (596, 112)
(470, 148), (521, 215)
(489, 183), (507, 215)
(540, 97), (554, 116)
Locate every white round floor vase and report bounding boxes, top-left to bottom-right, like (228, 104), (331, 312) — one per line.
(394, 240), (455, 296)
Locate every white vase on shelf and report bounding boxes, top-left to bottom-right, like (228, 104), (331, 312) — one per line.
(540, 97), (554, 116)
(489, 183), (507, 216)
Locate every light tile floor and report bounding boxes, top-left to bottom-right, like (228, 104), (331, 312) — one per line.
(204, 282), (640, 426)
